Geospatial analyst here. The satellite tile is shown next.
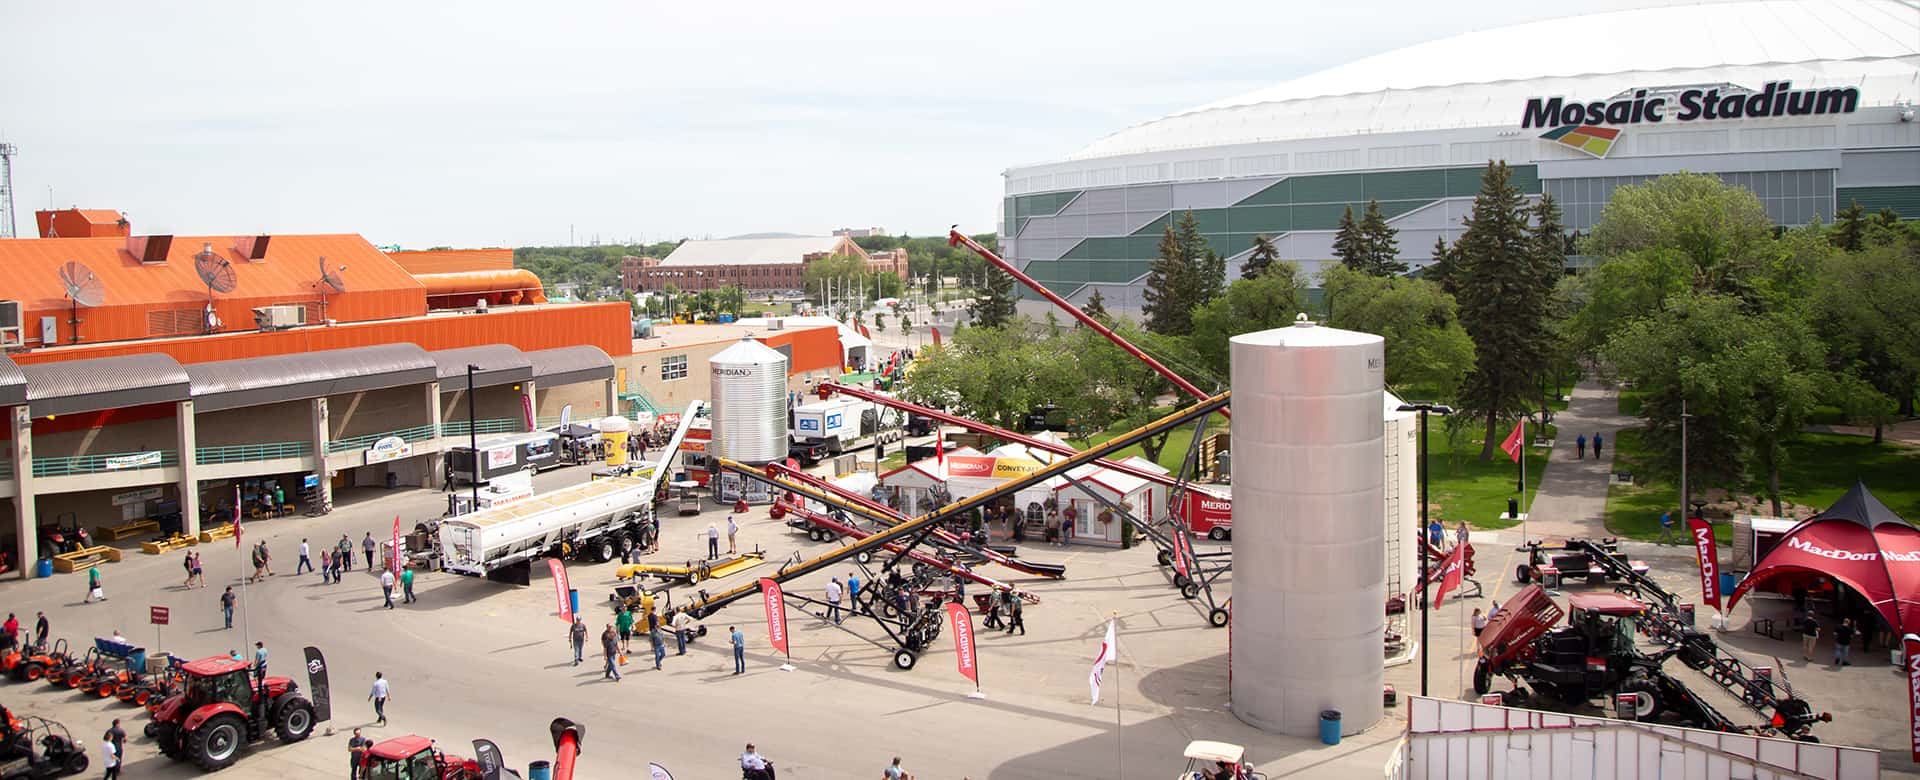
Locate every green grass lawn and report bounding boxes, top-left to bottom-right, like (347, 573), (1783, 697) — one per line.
(1079, 421), (1217, 473)
(1617, 387), (1646, 416)
(1603, 428), (1920, 542)
(1424, 418), (1551, 530)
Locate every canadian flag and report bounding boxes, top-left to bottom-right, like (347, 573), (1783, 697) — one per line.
(1089, 619), (1117, 704)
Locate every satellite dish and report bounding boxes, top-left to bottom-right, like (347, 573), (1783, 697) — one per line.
(59, 261), (105, 307)
(57, 260), (106, 343)
(193, 243), (238, 294)
(317, 256), (346, 293)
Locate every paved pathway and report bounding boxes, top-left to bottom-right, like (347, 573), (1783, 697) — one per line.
(1519, 377), (1635, 542)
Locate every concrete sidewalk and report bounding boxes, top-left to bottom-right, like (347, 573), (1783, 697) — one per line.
(1519, 378), (1634, 542)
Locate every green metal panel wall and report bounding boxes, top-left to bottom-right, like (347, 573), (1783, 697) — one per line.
(1836, 186), (1920, 220)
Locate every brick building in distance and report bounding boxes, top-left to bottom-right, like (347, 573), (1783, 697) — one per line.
(628, 235), (904, 292)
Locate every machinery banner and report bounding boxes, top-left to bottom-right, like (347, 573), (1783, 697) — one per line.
(1689, 518), (1721, 608)
(302, 646), (332, 724)
(1432, 541), (1467, 608)
(760, 577), (790, 656)
(390, 517), (403, 576)
(945, 601), (978, 685)
(548, 559), (572, 624)
(471, 740), (504, 780)
(1908, 633), (1920, 762)
(1171, 530), (1189, 579)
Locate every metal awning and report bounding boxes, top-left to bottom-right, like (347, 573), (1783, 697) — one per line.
(0, 355), (24, 408)
(21, 353), (191, 416)
(525, 346), (615, 387)
(430, 345), (532, 390)
(185, 343), (437, 412)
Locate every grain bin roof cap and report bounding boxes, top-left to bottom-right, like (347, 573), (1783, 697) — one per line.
(710, 337), (788, 367)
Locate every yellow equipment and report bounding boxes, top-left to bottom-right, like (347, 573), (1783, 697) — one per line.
(618, 549), (766, 585)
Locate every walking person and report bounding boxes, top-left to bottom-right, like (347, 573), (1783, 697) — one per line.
(368, 672), (389, 726)
(104, 719), (125, 774)
(362, 533), (376, 569)
(707, 523), (720, 559)
(191, 551), (205, 588)
(182, 551), (197, 588)
(730, 626), (746, 675)
(297, 538), (313, 574)
(348, 728), (373, 779)
(672, 609), (692, 656)
(1005, 596), (1025, 636)
(1575, 433), (1587, 459)
(99, 733), (119, 780)
(34, 611), (48, 648)
(1592, 432), (1604, 459)
(220, 586), (236, 629)
(338, 535), (354, 573)
(84, 567), (104, 603)
(647, 609), (665, 670)
(883, 756), (913, 780)
(1798, 612), (1821, 661)
(1472, 608), (1488, 637)
(615, 606), (635, 653)
(1658, 511), (1677, 545)
(400, 564), (416, 604)
(569, 617), (588, 666)
(727, 514), (739, 554)
(601, 625), (622, 682)
(249, 542), (267, 583)
(319, 550), (332, 584)
(1834, 618), (1855, 667)
(952, 574), (966, 607)
(847, 571), (862, 616)
(260, 540), (275, 576)
(826, 577), (844, 625)
(983, 591), (1003, 630)
(380, 569), (395, 609)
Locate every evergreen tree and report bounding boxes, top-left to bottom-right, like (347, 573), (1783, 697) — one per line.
(1527, 194), (1568, 288)
(1358, 200), (1406, 276)
(1332, 206), (1367, 273)
(970, 266), (1018, 328)
(1142, 223), (1190, 334)
(1242, 234), (1279, 280)
(1832, 201), (1867, 252)
(1454, 161), (1557, 459)
(1426, 236), (1459, 296)
(1874, 207), (1904, 230)
(1083, 289), (1110, 323)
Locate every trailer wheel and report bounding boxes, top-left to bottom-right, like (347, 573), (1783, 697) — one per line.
(806, 528), (821, 542)
(856, 551), (872, 565)
(617, 535), (635, 556)
(687, 568), (704, 585)
(1472, 659), (1491, 694)
(1208, 608), (1229, 628)
(1208, 528), (1229, 541)
(1172, 572), (1191, 588)
(1180, 582), (1199, 600)
(1156, 550), (1172, 566)
(696, 625), (709, 637)
(893, 649), (917, 670)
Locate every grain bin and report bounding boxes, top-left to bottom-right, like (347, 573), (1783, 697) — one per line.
(1229, 318), (1385, 737)
(709, 338), (789, 464)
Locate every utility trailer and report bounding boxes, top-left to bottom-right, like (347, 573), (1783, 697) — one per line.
(788, 397), (904, 464)
(437, 402), (703, 583)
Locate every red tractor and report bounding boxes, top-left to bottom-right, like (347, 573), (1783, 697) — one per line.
(361, 736), (482, 780)
(148, 656), (315, 771)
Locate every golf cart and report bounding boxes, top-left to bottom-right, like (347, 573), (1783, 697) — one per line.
(1178, 741), (1262, 780)
(0, 711), (89, 779)
(672, 481), (702, 516)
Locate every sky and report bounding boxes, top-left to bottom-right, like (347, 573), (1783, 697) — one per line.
(1, 0), (1655, 248)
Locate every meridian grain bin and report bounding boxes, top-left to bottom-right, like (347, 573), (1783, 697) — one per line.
(1229, 318), (1385, 738)
(710, 339), (789, 502)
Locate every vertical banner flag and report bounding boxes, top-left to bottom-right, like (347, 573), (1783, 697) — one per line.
(521, 393), (534, 430)
(1500, 419), (1524, 463)
(390, 517), (403, 576)
(1688, 518), (1721, 609)
(547, 559), (572, 624)
(931, 327), (942, 347)
(471, 740), (505, 780)
(301, 646), (332, 723)
(944, 602), (978, 685)
(935, 426), (945, 466)
(1172, 530), (1189, 580)
(1433, 541), (1468, 608)
(233, 486), (244, 549)
(1089, 619), (1117, 705)
(759, 577), (790, 657)
(1905, 633), (1920, 763)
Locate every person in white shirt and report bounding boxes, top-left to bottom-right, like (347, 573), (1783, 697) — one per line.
(671, 610), (693, 655)
(826, 578), (844, 625)
(100, 738), (119, 780)
(740, 743), (773, 780)
(369, 672), (390, 726)
(380, 569), (396, 610)
(726, 515), (739, 554)
(706, 524), (720, 559)
(297, 538), (313, 575)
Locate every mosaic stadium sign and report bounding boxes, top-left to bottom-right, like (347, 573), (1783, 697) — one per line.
(1521, 81), (1861, 158)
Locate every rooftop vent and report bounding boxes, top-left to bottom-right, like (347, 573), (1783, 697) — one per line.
(126, 234), (174, 264)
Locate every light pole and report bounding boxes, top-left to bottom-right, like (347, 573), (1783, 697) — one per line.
(467, 364), (481, 515)
(1680, 399), (1691, 529)
(1398, 401), (1453, 696)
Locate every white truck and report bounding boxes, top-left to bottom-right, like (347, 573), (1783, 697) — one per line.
(436, 400), (703, 583)
(788, 397), (904, 464)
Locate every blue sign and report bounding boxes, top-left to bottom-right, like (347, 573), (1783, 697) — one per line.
(826, 413), (842, 430)
(798, 418), (819, 432)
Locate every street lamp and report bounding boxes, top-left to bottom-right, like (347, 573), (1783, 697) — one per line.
(1680, 399), (1692, 531)
(467, 364), (481, 515)
(1398, 401), (1454, 697)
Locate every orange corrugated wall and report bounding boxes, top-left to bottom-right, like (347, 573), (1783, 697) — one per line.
(760, 326), (842, 374)
(7, 303), (633, 366)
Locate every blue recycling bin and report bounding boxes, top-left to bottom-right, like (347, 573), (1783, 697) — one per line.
(34, 559), (51, 579)
(528, 761), (551, 780)
(1720, 573), (1737, 597)
(568, 589), (580, 616)
(1320, 710), (1341, 745)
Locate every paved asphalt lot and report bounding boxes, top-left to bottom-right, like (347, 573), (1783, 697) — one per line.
(3, 468), (1914, 777)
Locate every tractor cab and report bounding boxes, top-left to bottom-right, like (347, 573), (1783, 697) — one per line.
(365, 736), (478, 780)
(179, 658), (257, 710)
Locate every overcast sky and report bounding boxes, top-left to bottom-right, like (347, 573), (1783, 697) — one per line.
(2, 0), (1654, 248)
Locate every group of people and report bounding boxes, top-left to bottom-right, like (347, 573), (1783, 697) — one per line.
(1572, 432), (1605, 459)
(575, 604), (701, 682)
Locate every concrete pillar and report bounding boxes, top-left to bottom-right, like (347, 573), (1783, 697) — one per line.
(424, 382), (443, 489)
(521, 379), (538, 431)
(11, 406), (35, 580)
(603, 378), (617, 419)
(311, 398), (333, 508)
(177, 400), (201, 537)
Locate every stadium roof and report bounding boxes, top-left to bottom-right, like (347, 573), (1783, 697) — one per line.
(1065, 0), (1920, 161)
(657, 236), (859, 267)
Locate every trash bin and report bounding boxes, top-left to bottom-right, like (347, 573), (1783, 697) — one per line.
(1719, 573), (1737, 597)
(35, 558), (52, 579)
(1319, 710), (1341, 745)
(385, 472), (397, 490)
(568, 589), (580, 616)
(528, 761), (552, 780)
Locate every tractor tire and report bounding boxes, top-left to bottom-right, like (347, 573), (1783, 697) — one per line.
(1472, 659), (1492, 695)
(62, 750), (88, 776)
(1156, 550), (1172, 566)
(190, 713), (247, 771)
(21, 662), (44, 681)
(893, 649), (917, 670)
(1208, 608), (1230, 628)
(1180, 583), (1200, 600)
(133, 690), (152, 707)
(144, 722), (161, 740)
(1208, 528), (1229, 541)
(95, 682), (114, 698)
(1515, 565), (1530, 584)
(275, 697), (316, 743)
(1616, 677), (1662, 721)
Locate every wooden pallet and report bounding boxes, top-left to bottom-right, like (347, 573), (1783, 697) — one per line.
(197, 524), (238, 544)
(140, 535), (199, 555)
(95, 519), (160, 542)
(51, 545), (124, 573)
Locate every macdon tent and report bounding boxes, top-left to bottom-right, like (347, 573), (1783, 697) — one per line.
(1725, 482), (1920, 642)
